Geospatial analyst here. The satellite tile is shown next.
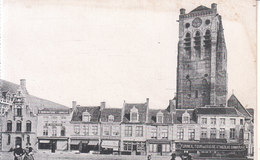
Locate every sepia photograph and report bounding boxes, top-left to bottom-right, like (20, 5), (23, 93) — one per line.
(0, 0), (256, 160)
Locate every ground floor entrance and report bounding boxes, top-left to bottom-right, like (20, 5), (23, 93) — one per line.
(38, 138), (69, 152)
(70, 139), (99, 153)
(121, 141), (146, 155)
(147, 139), (172, 156)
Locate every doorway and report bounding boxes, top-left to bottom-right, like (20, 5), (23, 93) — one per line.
(15, 137), (22, 147)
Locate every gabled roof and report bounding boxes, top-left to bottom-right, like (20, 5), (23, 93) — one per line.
(0, 79), (68, 110)
(148, 109), (172, 124)
(123, 103), (148, 123)
(101, 108), (121, 122)
(227, 94), (251, 117)
(71, 106), (101, 122)
(246, 108), (254, 117)
(190, 5), (210, 13)
(194, 107), (242, 116)
(173, 110), (196, 124)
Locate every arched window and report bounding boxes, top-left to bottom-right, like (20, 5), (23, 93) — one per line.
(194, 31), (201, 58)
(16, 121), (22, 132)
(204, 30), (211, 57)
(184, 33), (191, 59)
(26, 121), (31, 132)
(61, 126), (66, 136)
(7, 134), (11, 145)
(7, 120), (12, 132)
(186, 80), (192, 91)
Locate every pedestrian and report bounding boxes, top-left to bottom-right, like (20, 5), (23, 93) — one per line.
(13, 145), (25, 160)
(24, 143), (34, 160)
(147, 154), (152, 160)
(171, 153), (176, 160)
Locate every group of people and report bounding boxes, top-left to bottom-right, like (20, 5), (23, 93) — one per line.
(13, 143), (34, 160)
(147, 152), (192, 160)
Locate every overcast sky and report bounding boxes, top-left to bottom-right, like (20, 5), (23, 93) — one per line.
(2, 0), (256, 109)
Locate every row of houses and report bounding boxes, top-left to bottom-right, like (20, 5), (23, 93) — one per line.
(0, 79), (254, 158)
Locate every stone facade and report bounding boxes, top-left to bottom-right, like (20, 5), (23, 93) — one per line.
(176, 4), (227, 109)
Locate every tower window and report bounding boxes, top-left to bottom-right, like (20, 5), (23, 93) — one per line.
(195, 90), (198, 98)
(204, 30), (212, 57)
(194, 31), (201, 58)
(205, 19), (210, 25)
(185, 23), (190, 28)
(184, 33), (191, 59)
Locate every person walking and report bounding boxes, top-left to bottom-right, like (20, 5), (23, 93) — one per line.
(171, 153), (176, 160)
(147, 154), (152, 160)
(13, 145), (25, 160)
(24, 143), (34, 160)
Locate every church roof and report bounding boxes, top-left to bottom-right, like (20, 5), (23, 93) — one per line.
(0, 79), (68, 110)
(227, 94), (252, 117)
(190, 5), (211, 13)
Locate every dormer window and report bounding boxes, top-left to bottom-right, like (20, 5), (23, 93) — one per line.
(130, 106), (139, 122)
(156, 111), (164, 123)
(108, 115), (114, 122)
(182, 110), (190, 124)
(82, 111), (91, 122)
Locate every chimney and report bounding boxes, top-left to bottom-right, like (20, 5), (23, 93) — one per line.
(146, 98), (149, 123)
(20, 79), (26, 89)
(180, 8), (186, 15)
(168, 99), (176, 113)
(121, 100), (126, 122)
(72, 101), (77, 110)
(100, 101), (106, 110)
(211, 3), (217, 10)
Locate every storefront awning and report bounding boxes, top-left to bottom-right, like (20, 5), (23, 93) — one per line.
(39, 140), (50, 143)
(101, 140), (119, 150)
(88, 141), (99, 145)
(70, 140), (81, 145)
(147, 139), (171, 144)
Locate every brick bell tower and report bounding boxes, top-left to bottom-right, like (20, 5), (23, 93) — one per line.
(176, 3), (227, 109)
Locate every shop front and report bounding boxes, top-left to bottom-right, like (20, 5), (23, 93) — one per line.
(100, 140), (120, 154)
(70, 138), (99, 153)
(147, 139), (172, 156)
(38, 137), (69, 152)
(175, 141), (247, 158)
(121, 141), (146, 155)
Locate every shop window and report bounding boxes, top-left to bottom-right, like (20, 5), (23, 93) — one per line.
(162, 144), (170, 152)
(149, 144), (157, 152)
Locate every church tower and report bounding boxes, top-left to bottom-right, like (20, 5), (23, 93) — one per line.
(176, 3), (227, 109)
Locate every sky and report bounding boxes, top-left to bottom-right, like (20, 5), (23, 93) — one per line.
(1, 0), (256, 109)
